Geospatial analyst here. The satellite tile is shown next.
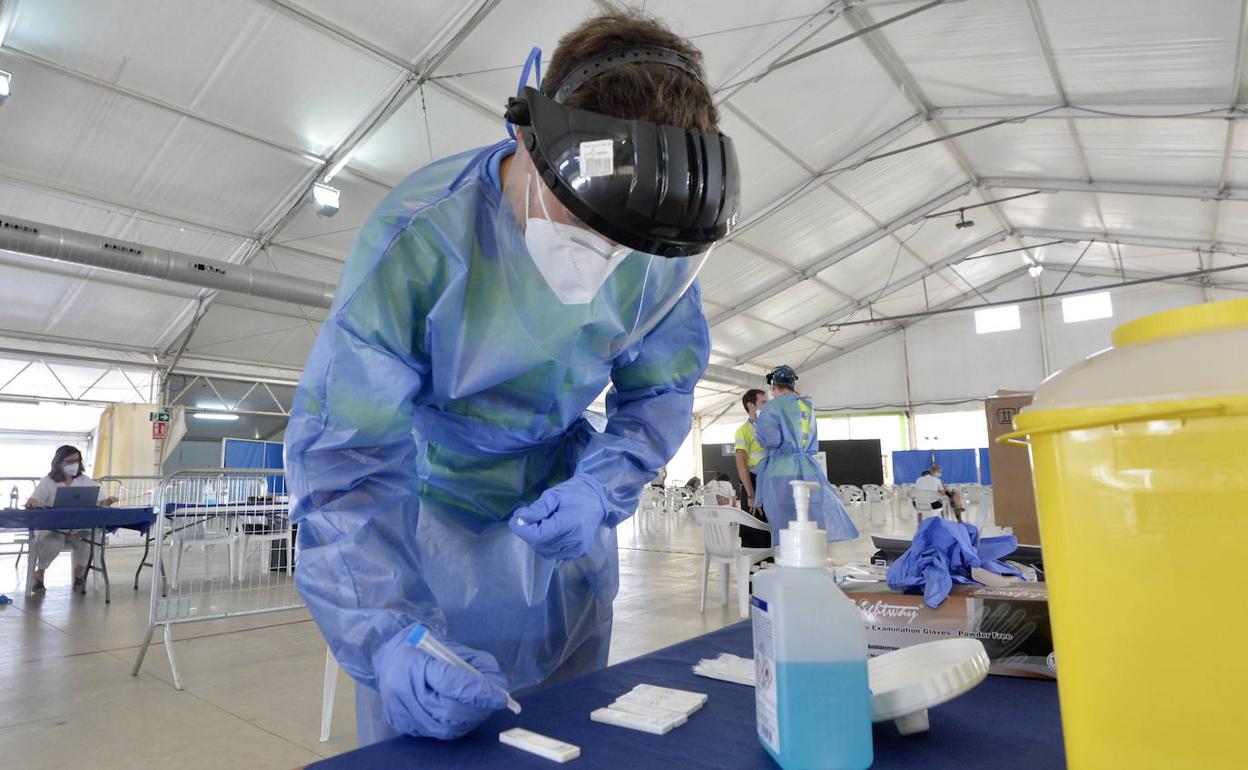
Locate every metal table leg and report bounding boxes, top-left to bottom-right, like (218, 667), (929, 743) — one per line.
(24, 527), (35, 596)
(99, 527), (111, 603)
(134, 531), (152, 590)
(81, 529), (95, 598)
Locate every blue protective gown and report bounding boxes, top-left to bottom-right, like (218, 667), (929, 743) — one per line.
(753, 393), (858, 543)
(285, 139), (710, 743)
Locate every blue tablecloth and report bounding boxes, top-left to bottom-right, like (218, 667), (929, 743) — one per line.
(310, 621), (1064, 769)
(0, 506), (155, 533)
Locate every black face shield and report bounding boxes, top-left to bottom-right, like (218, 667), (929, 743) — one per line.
(503, 47), (741, 258)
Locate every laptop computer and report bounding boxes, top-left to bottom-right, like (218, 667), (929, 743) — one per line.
(51, 485), (101, 509)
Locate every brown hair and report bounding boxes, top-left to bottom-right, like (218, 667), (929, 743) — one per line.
(742, 388), (766, 413)
(49, 444), (83, 480)
(543, 11), (718, 132)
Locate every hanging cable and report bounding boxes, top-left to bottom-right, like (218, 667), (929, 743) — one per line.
(716, 0), (953, 92)
(924, 191), (1044, 219)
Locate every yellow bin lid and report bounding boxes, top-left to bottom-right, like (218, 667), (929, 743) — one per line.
(1008, 298), (1248, 439)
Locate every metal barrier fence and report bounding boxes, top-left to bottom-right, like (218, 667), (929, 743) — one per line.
(97, 475), (162, 547)
(131, 468), (304, 690)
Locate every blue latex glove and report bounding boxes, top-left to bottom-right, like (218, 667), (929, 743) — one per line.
(509, 475), (610, 561)
(967, 524), (1023, 578)
(887, 518), (1021, 608)
(372, 628), (511, 740)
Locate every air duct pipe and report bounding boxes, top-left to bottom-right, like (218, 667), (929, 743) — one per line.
(0, 213), (335, 308)
(1, 213), (771, 386)
(701, 363), (766, 390)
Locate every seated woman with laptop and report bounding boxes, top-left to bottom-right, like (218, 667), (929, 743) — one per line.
(24, 444), (118, 594)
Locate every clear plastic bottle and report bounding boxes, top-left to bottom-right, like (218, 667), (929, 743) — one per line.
(752, 481), (872, 770)
(9, 485), (18, 510)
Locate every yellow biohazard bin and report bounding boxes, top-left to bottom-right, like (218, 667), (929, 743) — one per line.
(1002, 298), (1248, 769)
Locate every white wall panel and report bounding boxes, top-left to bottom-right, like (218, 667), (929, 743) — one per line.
(288, 0), (479, 64)
(802, 333), (908, 410)
(736, 186), (876, 270)
(700, 243), (793, 312)
(904, 284), (1045, 401)
(950, 119), (1085, 179)
(641, 0), (830, 86)
(1039, 274), (1205, 373)
(730, 18), (916, 170)
(349, 85), (502, 186)
(832, 124), (968, 224)
(1038, 0), (1239, 103)
(877, 0), (1055, 105)
(800, 276), (1219, 411)
(1077, 120), (1226, 185)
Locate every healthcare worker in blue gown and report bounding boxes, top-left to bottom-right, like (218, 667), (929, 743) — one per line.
(285, 18), (741, 745)
(753, 365), (859, 545)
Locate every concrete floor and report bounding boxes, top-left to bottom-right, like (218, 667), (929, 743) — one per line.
(0, 504), (907, 769)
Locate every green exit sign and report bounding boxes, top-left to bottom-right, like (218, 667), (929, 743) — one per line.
(150, 411), (171, 423)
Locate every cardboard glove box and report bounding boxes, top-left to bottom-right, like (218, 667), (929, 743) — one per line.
(843, 582), (1055, 680)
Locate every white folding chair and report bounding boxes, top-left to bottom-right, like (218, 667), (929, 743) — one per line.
(690, 505), (773, 619)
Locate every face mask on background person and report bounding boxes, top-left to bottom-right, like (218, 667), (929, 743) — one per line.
(63, 462), (79, 477)
(933, 471), (942, 480)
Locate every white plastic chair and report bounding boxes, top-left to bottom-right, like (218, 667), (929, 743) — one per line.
(959, 484), (983, 511)
(321, 647), (337, 742)
(896, 484), (916, 518)
(912, 489), (947, 521)
(836, 485), (864, 505)
(970, 487), (994, 528)
(861, 484), (888, 527)
(634, 486), (664, 533)
(168, 517), (237, 589)
(690, 505), (773, 618)
(235, 513), (294, 582)
(837, 485), (866, 526)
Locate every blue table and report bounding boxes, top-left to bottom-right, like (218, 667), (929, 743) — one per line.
(0, 506), (155, 602)
(310, 621), (1064, 769)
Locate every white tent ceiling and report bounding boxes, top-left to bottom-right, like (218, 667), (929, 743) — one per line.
(3, 0), (1248, 418)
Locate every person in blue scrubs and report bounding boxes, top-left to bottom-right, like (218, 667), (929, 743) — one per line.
(286, 13), (740, 744)
(753, 366), (858, 545)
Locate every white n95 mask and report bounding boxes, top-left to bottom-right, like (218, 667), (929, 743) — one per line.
(64, 462), (80, 476)
(524, 217), (631, 305)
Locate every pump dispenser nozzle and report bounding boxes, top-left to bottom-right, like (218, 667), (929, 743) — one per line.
(778, 481), (827, 568)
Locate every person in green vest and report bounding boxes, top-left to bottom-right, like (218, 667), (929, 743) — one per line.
(753, 366), (858, 543)
(734, 388), (770, 547)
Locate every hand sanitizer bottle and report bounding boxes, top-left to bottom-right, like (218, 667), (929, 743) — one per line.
(751, 480), (872, 770)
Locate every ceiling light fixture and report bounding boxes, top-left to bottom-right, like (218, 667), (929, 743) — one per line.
(323, 150), (354, 183)
(954, 209), (974, 230)
(310, 183), (340, 218)
(1028, 264), (1044, 278)
(0, 70), (11, 102)
(192, 412), (240, 421)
